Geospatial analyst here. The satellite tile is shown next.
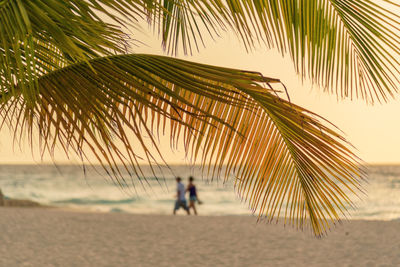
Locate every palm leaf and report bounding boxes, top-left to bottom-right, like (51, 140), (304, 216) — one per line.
(148, 0), (400, 103)
(0, 0), (144, 104)
(1, 54), (363, 236)
(5, 0), (398, 103)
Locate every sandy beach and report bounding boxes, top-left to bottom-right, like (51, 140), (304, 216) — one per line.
(0, 207), (399, 266)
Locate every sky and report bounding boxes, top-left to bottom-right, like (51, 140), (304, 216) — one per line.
(1, 26), (400, 164)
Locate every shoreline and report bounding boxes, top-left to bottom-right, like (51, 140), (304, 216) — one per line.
(2, 203), (400, 225)
(1, 200), (399, 222)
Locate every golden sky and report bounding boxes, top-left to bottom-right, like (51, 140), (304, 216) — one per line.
(1, 28), (399, 164)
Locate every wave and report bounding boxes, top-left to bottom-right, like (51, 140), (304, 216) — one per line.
(1, 164), (400, 220)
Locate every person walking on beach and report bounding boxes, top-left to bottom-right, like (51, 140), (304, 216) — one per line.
(186, 176), (202, 215)
(173, 177), (190, 215)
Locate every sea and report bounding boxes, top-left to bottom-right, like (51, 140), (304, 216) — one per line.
(0, 164), (399, 220)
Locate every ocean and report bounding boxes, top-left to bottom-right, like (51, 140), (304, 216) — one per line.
(0, 164), (399, 220)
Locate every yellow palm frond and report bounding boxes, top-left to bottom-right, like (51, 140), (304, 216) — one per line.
(2, 54), (363, 236)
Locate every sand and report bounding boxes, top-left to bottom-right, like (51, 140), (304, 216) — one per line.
(0, 207), (399, 267)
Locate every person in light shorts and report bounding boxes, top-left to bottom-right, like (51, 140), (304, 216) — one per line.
(173, 177), (190, 215)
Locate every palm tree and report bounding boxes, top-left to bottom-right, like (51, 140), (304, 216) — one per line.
(1, 0), (399, 236)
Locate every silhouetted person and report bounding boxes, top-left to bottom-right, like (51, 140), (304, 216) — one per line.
(186, 176), (202, 215)
(173, 177), (190, 215)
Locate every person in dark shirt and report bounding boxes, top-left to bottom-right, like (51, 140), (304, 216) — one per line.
(186, 176), (202, 215)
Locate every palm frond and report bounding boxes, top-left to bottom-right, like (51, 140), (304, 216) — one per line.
(5, 0), (399, 103)
(143, 0), (228, 54)
(1, 54), (363, 236)
(148, 0), (400, 103)
(0, 0), (144, 104)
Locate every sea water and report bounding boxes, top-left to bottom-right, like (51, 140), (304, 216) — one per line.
(0, 164), (399, 220)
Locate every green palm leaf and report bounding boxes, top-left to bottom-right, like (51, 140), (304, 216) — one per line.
(4, 0), (400, 103)
(2, 54), (362, 236)
(149, 0), (400, 103)
(0, 0), (143, 104)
